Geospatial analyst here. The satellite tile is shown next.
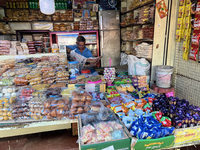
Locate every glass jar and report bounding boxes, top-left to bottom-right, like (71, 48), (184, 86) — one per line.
(68, 61), (79, 79)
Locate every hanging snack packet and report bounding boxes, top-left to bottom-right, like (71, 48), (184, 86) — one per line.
(182, 40), (188, 52)
(177, 18), (183, 30)
(185, 17), (190, 29)
(185, 3), (191, 17)
(179, 0), (185, 6)
(178, 6), (185, 18)
(176, 30), (181, 41)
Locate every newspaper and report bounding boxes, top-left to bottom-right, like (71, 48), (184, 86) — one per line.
(70, 50), (102, 69)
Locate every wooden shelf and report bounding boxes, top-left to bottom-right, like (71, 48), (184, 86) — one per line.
(85, 43), (97, 45)
(121, 0), (156, 15)
(6, 20), (74, 22)
(121, 22), (154, 28)
(5, 8), (72, 10)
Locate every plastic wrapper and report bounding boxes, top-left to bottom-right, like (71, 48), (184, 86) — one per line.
(50, 83), (66, 88)
(2, 69), (16, 77)
(14, 75), (28, 86)
(42, 97), (70, 120)
(41, 67), (53, 73)
(32, 84), (50, 91)
(0, 77), (14, 86)
(42, 71), (55, 78)
(44, 87), (61, 98)
(81, 120), (125, 144)
(56, 71), (69, 78)
(18, 86), (34, 102)
(27, 71), (42, 80)
(29, 97), (45, 120)
(16, 67), (31, 75)
(11, 101), (30, 120)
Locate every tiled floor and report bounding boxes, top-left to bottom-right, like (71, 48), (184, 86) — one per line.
(0, 129), (78, 150)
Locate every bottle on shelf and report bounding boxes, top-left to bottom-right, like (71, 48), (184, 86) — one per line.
(64, 0), (67, 9)
(13, 0), (16, 8)
(6, 0), (9, 8)
(67, 0), (72, 9)
(9, 0), (13, 8)
(35, 0), (38, 9)
(29, 0), (32, 8)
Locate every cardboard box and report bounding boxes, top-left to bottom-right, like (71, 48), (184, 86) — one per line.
(131, 136), (175, 150)
(78, 115), (131, 150)
(124, 120), (175, 150)
(174, 126), (200, 146)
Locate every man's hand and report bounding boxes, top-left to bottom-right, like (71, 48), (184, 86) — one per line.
(66, 47), (72, 54)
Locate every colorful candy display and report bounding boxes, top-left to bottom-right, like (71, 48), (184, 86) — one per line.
(153, 95), (200, 128)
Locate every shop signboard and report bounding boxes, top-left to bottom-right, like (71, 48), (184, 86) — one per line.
(131, 136), (175, 150)
(174, 126), (200, 146)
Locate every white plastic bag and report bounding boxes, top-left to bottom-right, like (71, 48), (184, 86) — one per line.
(128, 55), (150, 76)
(40, 0), (55, 15)
(120, 53), (128, 66)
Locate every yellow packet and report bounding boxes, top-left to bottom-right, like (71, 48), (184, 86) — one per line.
(178, 6), (185, 18)
(184, 28), (191, 40)
(186, 0), (191, 4)
(177, 18), (183, 30)
(179, 0), (185, 6)
(185, 3), (191, 17)
(182, 40), (187, 52)
(176, 30), (181, 41)
(185, 16), (190, 29)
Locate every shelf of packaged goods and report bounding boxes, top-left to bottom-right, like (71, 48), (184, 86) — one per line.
(0, 119), (77, 138)
(122, 39), (153, 42)
(7, 20), (74, 22)
(5, 8), (72, 10)
(0, 53), (63, 61)
(121, 22), (154, 28)
(121, 0), (156, 15)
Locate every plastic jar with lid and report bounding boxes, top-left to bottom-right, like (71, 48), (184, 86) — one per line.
(68, 61), (79, 79)
(81, 69), (92, 78)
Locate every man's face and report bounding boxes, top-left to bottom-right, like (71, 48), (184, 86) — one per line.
(77, 41), (85, 52)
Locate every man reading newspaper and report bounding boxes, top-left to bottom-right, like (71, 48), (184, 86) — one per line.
(66, 36), (99, 75)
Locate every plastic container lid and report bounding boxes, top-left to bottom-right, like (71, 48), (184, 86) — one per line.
(81, 69), (91, 74)
(68, 61), (78, 64)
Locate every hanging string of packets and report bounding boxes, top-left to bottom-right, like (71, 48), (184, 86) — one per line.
(175, 0), (192, 61)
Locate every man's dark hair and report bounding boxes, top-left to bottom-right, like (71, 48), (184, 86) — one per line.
(77, 36), (86, 43)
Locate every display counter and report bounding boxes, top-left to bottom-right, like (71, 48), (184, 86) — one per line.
(0, 119), (77, 138)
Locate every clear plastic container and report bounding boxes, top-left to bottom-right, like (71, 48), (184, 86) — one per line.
(68, 61), (79, 79)
(81, 69), (92, 78)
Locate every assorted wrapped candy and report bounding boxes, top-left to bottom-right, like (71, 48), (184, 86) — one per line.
(130, 116), (175, 139)
(153, 95), (200, 128)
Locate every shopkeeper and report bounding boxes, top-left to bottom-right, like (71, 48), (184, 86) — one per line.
(66, 36), (93, 58)
(66, 36), (98, 75)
